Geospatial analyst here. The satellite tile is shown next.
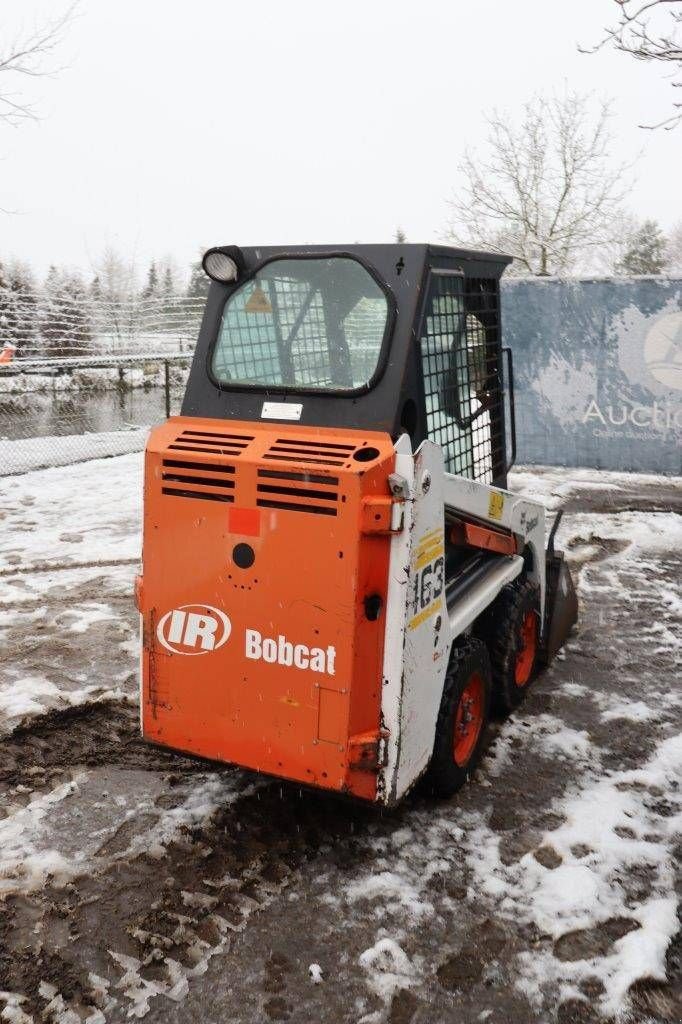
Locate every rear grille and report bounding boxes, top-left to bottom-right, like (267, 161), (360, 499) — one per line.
(263, 436), (355, 467)
(161, 457), (235, 503)
(167, 429), (254, 457)
(256, 469), (338, 517)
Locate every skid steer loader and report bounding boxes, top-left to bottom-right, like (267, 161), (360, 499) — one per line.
(137, 244), (577, 805)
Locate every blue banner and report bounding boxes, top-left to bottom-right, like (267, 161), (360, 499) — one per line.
(502, 278), (682, 475)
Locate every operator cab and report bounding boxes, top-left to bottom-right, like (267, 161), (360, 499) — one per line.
(182, 244), (514, 488)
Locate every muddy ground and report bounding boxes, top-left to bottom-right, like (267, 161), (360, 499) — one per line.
(0, 461), (680, 1024)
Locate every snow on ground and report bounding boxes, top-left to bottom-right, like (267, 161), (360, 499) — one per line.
(0, 675), (126, 732)
(508, 464), (682, 511)
(0, 451), (142, 569)
(0, 770), (248, 899)
(0, 454), (142, 730)
(465, 728), (681, 1017)
(0, 452), (679, 1023)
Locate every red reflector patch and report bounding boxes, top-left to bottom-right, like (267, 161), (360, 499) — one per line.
(229, 507), (261, 536)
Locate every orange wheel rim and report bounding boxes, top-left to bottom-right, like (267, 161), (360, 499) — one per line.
(453, 672), (484, 767)
(515, 609), (537, 687)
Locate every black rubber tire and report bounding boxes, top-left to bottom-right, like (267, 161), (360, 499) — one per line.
(481, 577), (541, 714)
(425, 638), (492, 798)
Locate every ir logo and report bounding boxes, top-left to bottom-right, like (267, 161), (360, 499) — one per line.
(156, 605), (231, 655)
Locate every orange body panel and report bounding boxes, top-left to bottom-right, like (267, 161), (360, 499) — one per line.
(140, 416), (398, 800)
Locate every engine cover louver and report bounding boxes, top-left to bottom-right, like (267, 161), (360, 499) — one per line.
(167, 429), (253, 457)
(256, 469), (338, 516)
(161, 457), (235, 503)
(156, 423), (378, 513)
(262, 436), (356, 467)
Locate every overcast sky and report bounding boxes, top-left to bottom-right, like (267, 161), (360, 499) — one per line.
(1, 0), (681, 280)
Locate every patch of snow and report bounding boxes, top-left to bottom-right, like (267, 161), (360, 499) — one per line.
(604, 897), (679, 1015)
(0, 451), (142, 571)
(0, 675), (61, 721)
(0, 673), (128, 736)
(0, 776), (86, 896)
(600, 699), (655, 724)
(57, 602), (115, 633)
(500, 713), (596, 765)
(0, 998), (32, 1024)
(308, 963), (323, 984)
(563, 510), (682, 560)
(510, 464), (682, 501)
(560, 682), (589, 698)
(539, 725), (593, 761)
(358, 937), (415, 1004)
(345, 871), (434, 921)
(123, 775), (252, 861)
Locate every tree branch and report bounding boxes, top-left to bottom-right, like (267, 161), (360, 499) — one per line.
(0, 3), (78, 126)
(580, 0), (682, 129)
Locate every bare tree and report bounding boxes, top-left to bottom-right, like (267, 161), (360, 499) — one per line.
(0, 4), (77, 126)
(583, 1), (682, 129)
(444, 92), (633, 276)
(89, 248), (140, 348)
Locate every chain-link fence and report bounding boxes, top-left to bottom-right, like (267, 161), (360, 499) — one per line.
(1, 294), (203, 475)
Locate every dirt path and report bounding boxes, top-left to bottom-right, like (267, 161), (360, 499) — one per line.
(0, 465), (680, 1024)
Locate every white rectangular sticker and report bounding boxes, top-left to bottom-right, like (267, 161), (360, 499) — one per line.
(261, 401), (303, 421)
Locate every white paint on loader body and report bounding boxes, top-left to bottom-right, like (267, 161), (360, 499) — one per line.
(378, 438), (548, 805)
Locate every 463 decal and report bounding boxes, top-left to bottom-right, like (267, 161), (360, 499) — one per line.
(408, 529), (444, 630)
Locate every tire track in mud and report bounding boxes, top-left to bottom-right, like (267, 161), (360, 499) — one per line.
(0, 558), (139, 580)
(0, 564), (140, 734)
(0, 701), (208, 793)
(0, 699), (383, 1021)
(0, 698), (386, 1021)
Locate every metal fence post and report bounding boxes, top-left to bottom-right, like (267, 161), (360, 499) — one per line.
(164, 360), (171, 419)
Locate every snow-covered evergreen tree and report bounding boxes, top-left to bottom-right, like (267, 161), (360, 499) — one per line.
(40, 267), (93, 356)
(616, 219), (668, 276)
(0, 258), (39, 354)
(141, 261), (159, 299)
(187, 259), (209, 300)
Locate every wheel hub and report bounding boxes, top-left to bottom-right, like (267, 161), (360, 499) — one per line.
(453, 672), (484, 767)
(514, 609), (538, 687)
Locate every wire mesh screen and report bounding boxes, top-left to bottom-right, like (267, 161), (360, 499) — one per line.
(275, 278), (334, 387)
(419, 272), (505, 483)
(212, 258), (388, 391)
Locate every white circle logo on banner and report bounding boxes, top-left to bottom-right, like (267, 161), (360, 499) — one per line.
(644, 312), (682, 391)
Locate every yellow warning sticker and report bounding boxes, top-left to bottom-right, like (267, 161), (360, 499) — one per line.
(408, 598), (442, 631)
(488, 491), (505, 520)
